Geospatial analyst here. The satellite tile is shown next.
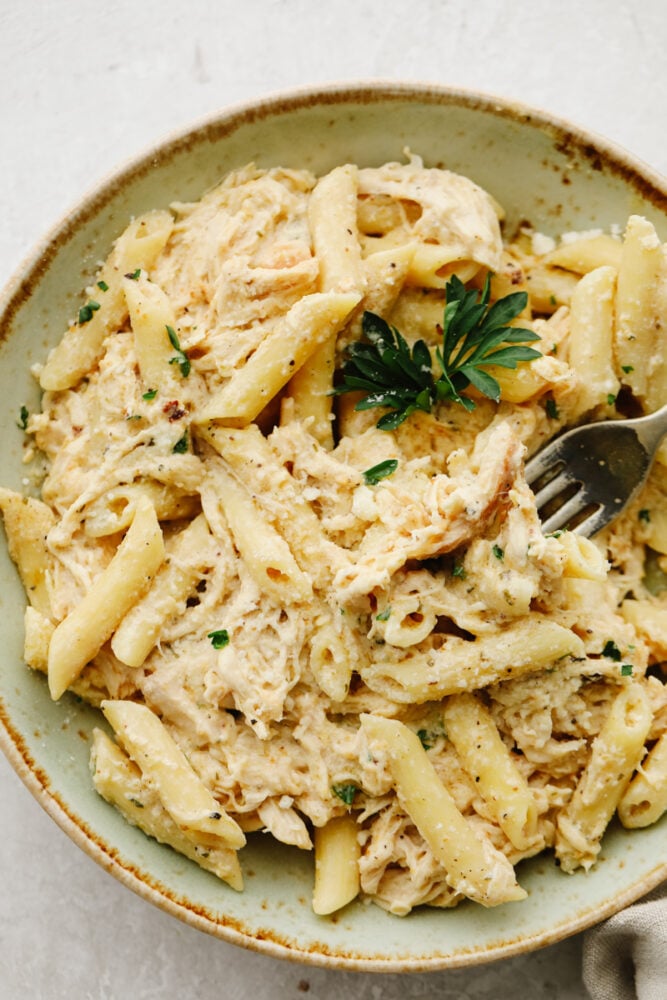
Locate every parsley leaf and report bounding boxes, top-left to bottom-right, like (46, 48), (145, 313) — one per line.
(492, 544), (504, 560)
(363, 459), (398, 485)
(172, 431), (189, 454)
(97, 280), (109, 292)
(333, 274), (541, 429)
(639, 509), (651, 523)
(375, 607), (391, 622)
(621, 663), (634, 677)
(546, 398), (560, 420)
(142, 388), (158, 401)
(332, 783), (358, 806)
(417, 729), (433, 750)
(166, 325), (191, 378)
(208, 629), (230, 649)
(17, 405), (29, 430)
(602, 639), (622, 661)
(78, 300), (101, 324)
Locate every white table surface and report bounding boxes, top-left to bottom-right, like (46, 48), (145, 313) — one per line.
(1, 2), (665, 997)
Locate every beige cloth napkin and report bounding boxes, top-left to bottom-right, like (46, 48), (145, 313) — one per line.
(583, 882), (667, 1000)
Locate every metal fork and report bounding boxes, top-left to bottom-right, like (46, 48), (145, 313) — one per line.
(524, 402), (667, 537)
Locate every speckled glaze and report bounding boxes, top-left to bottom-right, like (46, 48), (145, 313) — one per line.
(0, 83), (665, 971)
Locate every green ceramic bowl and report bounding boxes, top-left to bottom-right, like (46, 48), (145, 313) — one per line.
(0, 83), (665, 971)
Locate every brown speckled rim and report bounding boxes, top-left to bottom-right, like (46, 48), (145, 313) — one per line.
(0, 81), (666, 972)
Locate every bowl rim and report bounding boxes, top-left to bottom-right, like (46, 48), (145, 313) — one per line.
(1, 79), (666, 972)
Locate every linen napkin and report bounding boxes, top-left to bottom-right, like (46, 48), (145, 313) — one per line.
(583, 882), (667, 1000)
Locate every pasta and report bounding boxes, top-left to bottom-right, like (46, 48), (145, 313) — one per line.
(2, 154), (666, 917)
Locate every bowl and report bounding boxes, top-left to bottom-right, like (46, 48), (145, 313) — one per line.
(1, 82), (665, 972)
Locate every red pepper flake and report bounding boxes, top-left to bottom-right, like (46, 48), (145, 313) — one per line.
(163, 400), (186, 422)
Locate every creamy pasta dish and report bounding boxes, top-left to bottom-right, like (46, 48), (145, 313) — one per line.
(2, 155), (666, 916)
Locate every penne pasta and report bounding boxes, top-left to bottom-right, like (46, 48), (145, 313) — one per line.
(555, 683), (653, 872)
(40, 211), (173, 391)
(197, 291), (361, 426)
(101, 700), (245, 850)
(47, 497), (165, 699)
(443, 693), (539, 851)
(312, 815), (361, 915)
(91, 728), (243, 890)
(362, 619), (585, 703)
(360, 715), (526, 907)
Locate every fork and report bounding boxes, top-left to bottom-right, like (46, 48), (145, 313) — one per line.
(524, 402), (667, 537)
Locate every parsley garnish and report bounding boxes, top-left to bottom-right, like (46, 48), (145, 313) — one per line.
(142, 388), (157, 401)
(452, 563), (466, 579)
(172, 431), (189, 454)
(607, 393), (617, 406)
(208, 629), (230, 649)
(546, 398), (559, 420)
(492, 544), (504, 560)
(166, 325), (191, 378)
(621, 663), (634, 676)
(78, 300), (101, 324)
(621, 365), (634, 374)
(332, 783), (358, 806)
(363, 459), (398, 485)
(602, 639), (622, 661)
(639, 509), (651, 523)
(376, 607), (391, 622)
(17, 405), (29, 430)
(333, 275), (541, 429)
(417, 729), (433, 750)
(125, 268), (141, 280)
(97, 280), (109, 292)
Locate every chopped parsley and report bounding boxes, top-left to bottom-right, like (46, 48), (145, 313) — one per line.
(621, 663), (634, 677)
(78, 300), (101, 325)
(17, 405), (29, 430)
(332, 783), (358, 806)
(172, 431), (189, 454)
(452, 563), (467, 579)
(546, 398), (559, 420)
(639, 509), (651, 523)
(492, 544), (504, 561)
(142, 388), (158, 401)
(417, 729), (434, 750)
(166, 325), (191, 378)
(208, 629), (230, 649)
(602, 639), (622, 661)
(97, 279), (109, 292)
(621, 365), (634, 374)
(607, 393), (617, 406)
(125, 268), (141, 280)
(376, 607), (391, 622)
(363, 459), (398, 485)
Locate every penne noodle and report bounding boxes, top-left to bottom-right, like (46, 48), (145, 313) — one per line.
(40, 211), (173, 391)
(360, 715), (526, 906)
(47, 497), (165, 699)
(312, 815), (361, 915)
(101, 700), (245, 850)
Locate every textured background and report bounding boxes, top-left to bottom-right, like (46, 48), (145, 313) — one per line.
(1, 2), (665, 997)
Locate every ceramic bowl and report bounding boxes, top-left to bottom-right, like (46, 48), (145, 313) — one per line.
(1, 83), (665, 971)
